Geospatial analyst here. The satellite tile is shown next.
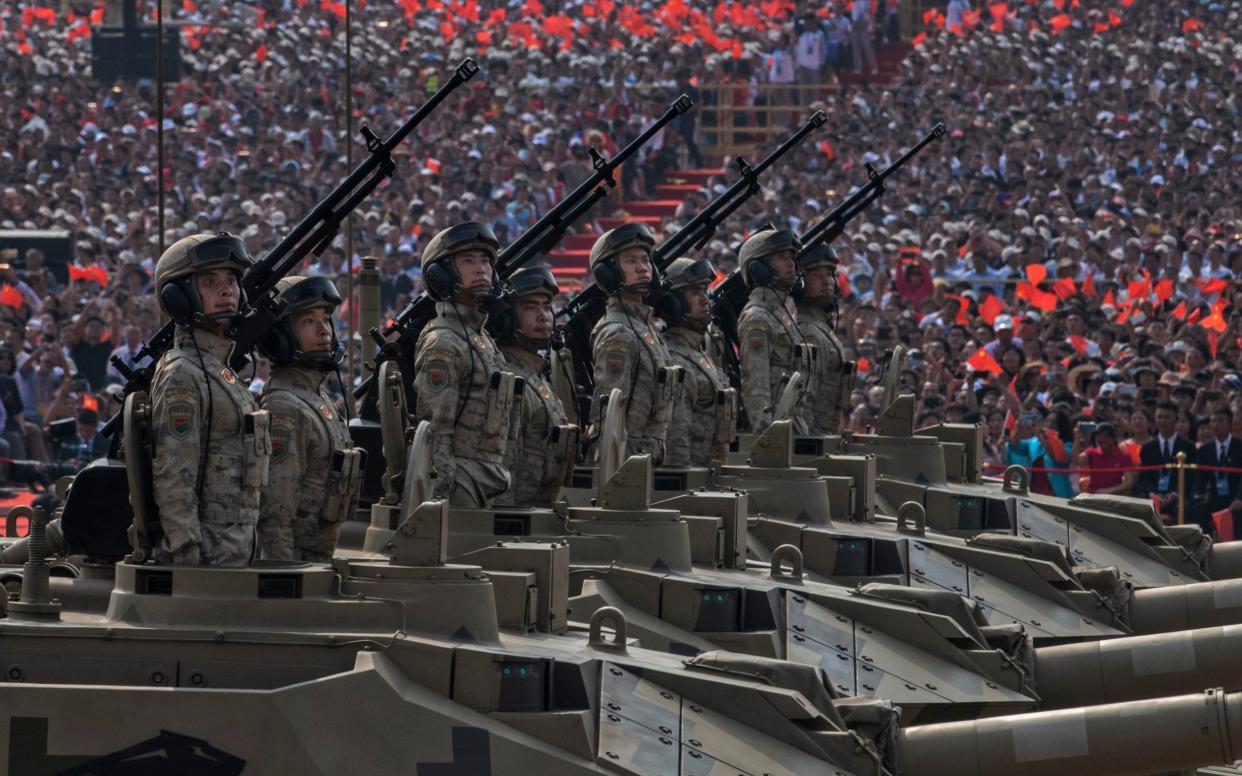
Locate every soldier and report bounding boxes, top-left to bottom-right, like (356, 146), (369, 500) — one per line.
(793, 245), (853, 434)
(655, 258), (737, 468)
(414, 222), (515, 507)
(490, 267), (579, 507)
(149, 232), (269, 566)
(256, 276), (365, 562)
(587, 223), (675, 463)
(736, 228), (811, 433)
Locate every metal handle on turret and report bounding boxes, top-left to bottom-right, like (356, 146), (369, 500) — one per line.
(897, 502), (927, 536)
(588, 606), (629, 652)
(769, 544), (804, 581)
(1002, 465), (1030, 495)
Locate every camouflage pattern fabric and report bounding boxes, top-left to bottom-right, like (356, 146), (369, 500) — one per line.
(664, 326), (736, 468)
(496, 345), (577, 508)
(737, 286), (806, 433)
(796, 302), (850, 435)
(414, 301), (513, 507)
(149, 327), (269, 567)
(588, 296), (673, 463)
(259, 366), (364, 562)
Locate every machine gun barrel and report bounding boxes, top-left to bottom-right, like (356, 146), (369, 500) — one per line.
(353, 93), (694, 407)
(708, 124), (947, 392)
(102, 58), (480, 439)
(799, 122), (945, 252)
(558, 113), (826, 406)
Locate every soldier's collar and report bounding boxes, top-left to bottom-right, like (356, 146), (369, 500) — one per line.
(607, 294), (652, 320)
(500, 344), (544, 372)
(176, 325), (235, 363)
(436, 299), (487, 329)
(274, 365), (328, 391)
(665, 326), (706, 346)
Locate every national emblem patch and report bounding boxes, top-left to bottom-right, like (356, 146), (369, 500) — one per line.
(427, 362), (450, 391)
(220, 367), (238, 384)
(319, 403), (334, 421)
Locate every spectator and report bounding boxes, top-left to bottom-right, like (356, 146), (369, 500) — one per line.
(1194, 407), (1242, 536)
(1135, 401), (1197, 524)
(1075, 422), (1136, 495)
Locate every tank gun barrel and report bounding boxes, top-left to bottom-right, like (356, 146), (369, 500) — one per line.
(1033, 624), (1242, 708)
(897, 688), (1242, 776)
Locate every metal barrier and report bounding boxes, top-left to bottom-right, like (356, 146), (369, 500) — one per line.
(695, 82), (839, 158)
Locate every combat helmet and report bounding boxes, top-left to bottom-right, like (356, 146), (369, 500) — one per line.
(257, 275), (344, 370)
(653, 257), (715, 329)
(792, 244), (840, 303)
(488, 266), (560, 347)
(589, 223), (656, 294)
(154, 232), (253, 324)
(420, 221), (501, 300)
(738, 228), (801, 288)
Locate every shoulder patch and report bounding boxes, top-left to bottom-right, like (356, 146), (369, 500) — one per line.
(424, 358), (452, 392)
(166, 387), (198, 439)
(319, 403), (335, 421)
(271, 411), (294, 463)
(219, 367), (238, 385)
(606, 351), (627, 377)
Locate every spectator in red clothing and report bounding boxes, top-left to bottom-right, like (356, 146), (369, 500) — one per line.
(1075, 422), (1137, 495)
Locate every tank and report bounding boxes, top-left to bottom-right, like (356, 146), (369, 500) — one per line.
(6, 483), (1242, 775)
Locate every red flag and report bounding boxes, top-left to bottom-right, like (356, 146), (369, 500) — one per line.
(922, 7), (938, 24)
(1200, 278), (1229, 296)
(837, 272), (851, 298)
(1067, 334), (1088, 354)
(1050, 13), (1071, 32)
(979, 294), (1005, 326)
(966, 348), (1004, 375)
(1041, 428), (1069, 464)
(1015, 282), (1033, 302)
(1171, 301), (1187, 320)
(1081, 274), (1097, 298)
(989, 2), (1009, 19)
(69, 265), (89, 282)
(1102, 288), (1116, 307)
(1153, 278), (1174, 303)
(1024, 263), (1047, 285)
(81, 394), (99, 412)
(1029, 287), (1059, 312)
(990, 17), (1004, 31)
(912, 31), (927, 47)
(1052, 277), (1077, 300)
(1188, 307), (1203, 326)
(87, 265), (110, 287)
(255, 42), (267, 63)
(1108, 10), (1122, 25)
(1182, 18), (1203, 32)
(1202, 299), (1229, 333)
(1127, 278), (1151, 301)
(0, 284), (24, 309)
(857, 357), (871, 374)
(1214, 508), (1235, 542)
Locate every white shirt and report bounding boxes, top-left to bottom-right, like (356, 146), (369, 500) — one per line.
(796, 30), (825, 70)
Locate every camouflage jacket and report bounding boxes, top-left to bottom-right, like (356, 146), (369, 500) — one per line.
(664, 325), (736, 468)
(796, 302), (851, 435)
(258, 366), (364, 562)
(496, 345), (577, 508)
(150, 326), (269, 565)
(414, 301), (514, 506)
(737, 286), (806, 432)
(589, 295), (674, 463)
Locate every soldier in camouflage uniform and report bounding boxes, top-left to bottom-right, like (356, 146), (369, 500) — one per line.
(149, 232), (270, 566)
(794, 245), (853, 434)
(257, 276), (365, 562)
(736, 228), (811, 433)
(587, 224), (676, 464)
(490, 267), (579, 507)
(656, 258), (737, 468)
(414, 222), (516, 507)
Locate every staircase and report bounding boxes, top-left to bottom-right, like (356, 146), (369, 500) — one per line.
(835, 41), (912, 86)
(547, 168), (724, 280)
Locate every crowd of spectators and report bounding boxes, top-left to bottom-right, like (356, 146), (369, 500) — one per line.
(0, 0), (1240, 531)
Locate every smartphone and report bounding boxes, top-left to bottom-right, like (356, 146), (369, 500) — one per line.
(1078, 421), (1097, 433)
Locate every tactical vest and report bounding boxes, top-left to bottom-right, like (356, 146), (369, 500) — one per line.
(590, 296), (676, 460)
(497, 346), (579, 507)
(796, 302), (853, 435)
(665, 326), (737, 467)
